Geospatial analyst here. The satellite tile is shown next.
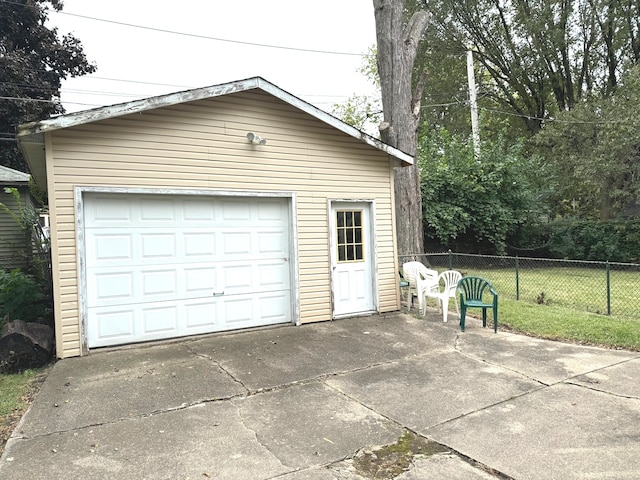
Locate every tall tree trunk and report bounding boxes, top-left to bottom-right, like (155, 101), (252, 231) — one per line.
(373, 0), (429, 258)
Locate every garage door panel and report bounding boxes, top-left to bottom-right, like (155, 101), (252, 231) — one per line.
(258, 262), (290, 289)
(141, 233), (176, 258)
(221, 200), (251, 222)
(184, 232), (216, 256)
(223, 232), (251, 254)
(143, 305), (178, 334)
(92, 309), (135, 346)
(88, 197), (133, 225)
(182, 200), (215, 221)
(258, 231), (287, 255)
(141, 269), (177, 296)
(91, 234), (133, 261)
(184, 267), (217, 292)
(92, 272), (134, 302)
(184, 302), (217, 330)
(140, 198), (176, 222)
(259, 293), (291, 323)
(222, 264), (253, 289)
(85, 194), (292, 348)
(258, 201), (288, 221)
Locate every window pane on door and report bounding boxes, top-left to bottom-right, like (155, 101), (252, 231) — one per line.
(336, 209), (364, 262)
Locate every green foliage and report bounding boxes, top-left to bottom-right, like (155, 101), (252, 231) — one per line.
(419, 128), (541, 254)
(545, 220), (640, 262)
(0, 187), (49, 275)
(533, 65), (640, 220)
(0, 0), (96, 171)
(331, 94), (381, 136)
(0, 269), (47, 323)
(429, 0), (640, 132)
(0, 188), (52, 326)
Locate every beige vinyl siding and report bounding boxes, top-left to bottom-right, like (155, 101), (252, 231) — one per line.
(47, 90), (401, 358)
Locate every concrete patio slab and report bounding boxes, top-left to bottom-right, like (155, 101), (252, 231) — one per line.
(427, 382), (640, 479)
(188, 313), (455, 391)
(326, 350), (542, 431)
(3, 401), (290, 480)
(16, 345), (246, 436)
(236, 381), (402, 469)
(569, 356), (640, 398)
(455, 329), (637, 385)
(2, 312), (639, 480)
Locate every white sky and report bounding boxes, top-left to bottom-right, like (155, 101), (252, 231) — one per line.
(47, 0), (379, 114)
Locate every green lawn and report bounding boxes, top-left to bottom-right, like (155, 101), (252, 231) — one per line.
(0, 368), (45, 453)
(497, 298), (640, 350)
(0, 369), (41, 417)
(460, 266), (638, 318)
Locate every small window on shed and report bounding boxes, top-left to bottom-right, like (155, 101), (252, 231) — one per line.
(336, 209), (364, 262)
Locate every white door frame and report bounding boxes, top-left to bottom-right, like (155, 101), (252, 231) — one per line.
(329, 199), (378, 318)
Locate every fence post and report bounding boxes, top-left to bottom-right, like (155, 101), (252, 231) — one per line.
(606, 261), (611, 315)
(448, 249), (453, 270)
(515, 255), (520, 301)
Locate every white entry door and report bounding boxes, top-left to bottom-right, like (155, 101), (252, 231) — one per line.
(330, 202), (376, 317)
(83, 193), (292, 348)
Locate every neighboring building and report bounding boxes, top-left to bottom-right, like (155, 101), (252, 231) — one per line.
(17, 77), (413, 359)
(0, 165), (34, 270)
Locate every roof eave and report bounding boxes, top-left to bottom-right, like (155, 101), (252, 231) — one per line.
(16, 76), (413, 168)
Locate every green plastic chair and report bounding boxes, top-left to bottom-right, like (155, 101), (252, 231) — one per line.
(457, 276), (498, 332)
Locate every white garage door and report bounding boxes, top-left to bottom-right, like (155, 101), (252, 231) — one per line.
(83, 193), (292, 348)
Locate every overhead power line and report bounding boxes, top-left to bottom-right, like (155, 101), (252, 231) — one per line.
(48, 9), (363, 57)
(4, 0), (366, 56)
(0, 96), (55, 103)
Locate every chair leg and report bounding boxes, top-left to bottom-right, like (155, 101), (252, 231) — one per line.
(442, 296), (449, 323)
(493, 305), (498, 333)
(460, 306), (466, 331)
(482, 308), (487, 328)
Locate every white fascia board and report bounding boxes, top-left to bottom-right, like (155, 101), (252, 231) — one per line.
(16, 77), (413, 166)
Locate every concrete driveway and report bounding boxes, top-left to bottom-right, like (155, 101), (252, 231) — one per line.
(1, 312), (639, 479)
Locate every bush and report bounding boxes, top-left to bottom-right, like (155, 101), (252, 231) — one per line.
(0, 269), (47, 323)
(546, 219), (640, 262)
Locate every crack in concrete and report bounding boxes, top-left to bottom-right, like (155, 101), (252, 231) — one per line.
(184, 344), (250, 394)
(322, 381), (514, 480)
(564, 380), (640, 399)
(229, 398), (294, 474)
(8, 392), (248, 442)
(453, 344), (550, 387)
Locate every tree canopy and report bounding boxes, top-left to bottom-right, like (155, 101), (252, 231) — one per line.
(534, 64), (640, 221)
(429, 0), (640, 132)
(0, 0), (96, 172)
(334, 1), (640, 256)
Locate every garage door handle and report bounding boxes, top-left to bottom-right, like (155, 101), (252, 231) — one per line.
(212, 291), (225, 297)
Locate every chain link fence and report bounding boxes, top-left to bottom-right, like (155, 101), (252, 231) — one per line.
(400, 252), (640, 319)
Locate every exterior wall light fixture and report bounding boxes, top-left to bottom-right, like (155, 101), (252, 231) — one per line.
(246, 132), (267, 145)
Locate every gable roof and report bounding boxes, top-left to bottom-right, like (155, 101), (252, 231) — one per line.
(0, 165), (30, 185)
(17, 77), (413, 188)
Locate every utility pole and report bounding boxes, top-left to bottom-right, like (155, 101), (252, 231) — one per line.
(466, 48), (480, 159)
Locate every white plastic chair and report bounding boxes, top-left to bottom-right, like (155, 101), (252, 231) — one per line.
(402, 262), (438, 313)
(423, 270), (462, 322)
